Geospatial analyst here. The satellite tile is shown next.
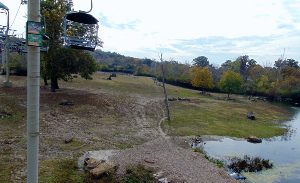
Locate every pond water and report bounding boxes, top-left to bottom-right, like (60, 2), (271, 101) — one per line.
(202, 107), (300, 183)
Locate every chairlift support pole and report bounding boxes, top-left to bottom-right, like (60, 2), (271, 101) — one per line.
(1, 4), (12, 87)
(26, 0), (40, 182)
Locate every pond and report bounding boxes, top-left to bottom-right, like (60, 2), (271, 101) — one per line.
(202, 107), (300, 183)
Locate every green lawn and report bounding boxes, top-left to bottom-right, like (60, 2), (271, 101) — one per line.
(49, 73), (294, 138)
(163, 98), (292, 138)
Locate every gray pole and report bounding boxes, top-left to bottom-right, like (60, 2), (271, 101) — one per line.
(3, 9), (12, 87)
(5, 37), (9, 83)
(27, 0), (40, 183)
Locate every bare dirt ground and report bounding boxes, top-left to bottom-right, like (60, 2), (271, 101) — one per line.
(0, 75), (236, 182)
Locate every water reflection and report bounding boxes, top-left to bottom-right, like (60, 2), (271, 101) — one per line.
(201, 108), (300, 182)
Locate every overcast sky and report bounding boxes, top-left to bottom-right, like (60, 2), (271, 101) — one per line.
(1, 0), (300, 66)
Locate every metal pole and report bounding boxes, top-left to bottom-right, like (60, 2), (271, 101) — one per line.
(3, 9), (12, 87)
(27, 0), (40, 183)
(5, 37), (9, 83)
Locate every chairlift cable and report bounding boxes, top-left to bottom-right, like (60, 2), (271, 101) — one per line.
(10, 2), (22, 29)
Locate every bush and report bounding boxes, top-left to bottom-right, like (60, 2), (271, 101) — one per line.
(228, 155), (273, 173)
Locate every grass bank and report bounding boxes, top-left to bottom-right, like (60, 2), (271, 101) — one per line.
(163, 96), (292, 138)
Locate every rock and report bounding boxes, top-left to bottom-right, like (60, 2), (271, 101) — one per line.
(168, 97), (177, 101)
(59, 100), (74, 106)
(158, 177), (169, 183)
(247, 136), (262, 143)
(229, 172), (246, 180)
(83, 157), (117, 178)
(144, 158), (155, 164)
(84, 158), (101, 170)
(247, 112), (256, 120)
(177, 97), (191, 101)
(0, 111), (12, 118)
(64, 137), (73, 144)
(3, 139), (13, 144)
(153, 171), (164, 179)
(89, 162), (117, 178)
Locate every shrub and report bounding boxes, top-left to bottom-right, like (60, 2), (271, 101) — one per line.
(228, 155), (273, 173)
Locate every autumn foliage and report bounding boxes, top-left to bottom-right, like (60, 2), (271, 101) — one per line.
(190, 67), (213, 93)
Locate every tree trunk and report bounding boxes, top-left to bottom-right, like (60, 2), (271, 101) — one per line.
(54, 78), (59, 89)
(50, 77), (59, 92)
(50, 78), (56, 92)
(43, 76), (48, 86)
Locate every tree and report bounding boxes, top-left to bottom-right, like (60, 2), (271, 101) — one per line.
(190, 66), (213, 93)
(192, 56), (209, 67)
(275, 58), (299, 69)
(236, 55), (257, 81)
(219, 71), (242, 99)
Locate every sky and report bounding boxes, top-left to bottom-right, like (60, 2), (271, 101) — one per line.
(1, 0), (300, 66)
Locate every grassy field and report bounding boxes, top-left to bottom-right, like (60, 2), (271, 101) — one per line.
(164, 98), (291, 138)
(0, 73), (294, 182)
(61, 73), (293, 138)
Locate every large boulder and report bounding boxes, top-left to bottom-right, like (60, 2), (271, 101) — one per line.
(83, 157), (117, 178)
(84, 158), (101, 170)
(89, 161), (117, 178)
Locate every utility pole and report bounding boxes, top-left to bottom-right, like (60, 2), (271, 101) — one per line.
(159, 53), (170, 121)
(27, 0), (40, 182)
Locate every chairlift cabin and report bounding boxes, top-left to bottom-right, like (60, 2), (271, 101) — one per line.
(63, 11), (99, 51)
(0, 2), (9, 40)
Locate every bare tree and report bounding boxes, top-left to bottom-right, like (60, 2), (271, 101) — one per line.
(159, 53), (171, 121)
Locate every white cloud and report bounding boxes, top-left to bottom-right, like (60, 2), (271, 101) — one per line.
(1, 0), (300, 64)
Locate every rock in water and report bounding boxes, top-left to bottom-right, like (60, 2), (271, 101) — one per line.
(247, 136), (262, 143)
(229, 172), (246, 180)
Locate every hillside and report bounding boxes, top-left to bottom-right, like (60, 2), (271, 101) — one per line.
(0, 73), (292, 182)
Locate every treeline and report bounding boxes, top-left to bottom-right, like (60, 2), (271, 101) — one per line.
(94, 50), (300, 103)
(2, 48), (299, 102)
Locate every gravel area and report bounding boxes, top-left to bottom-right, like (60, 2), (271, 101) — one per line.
(110, 136), (237, 183)
(109, 115), (237, 183)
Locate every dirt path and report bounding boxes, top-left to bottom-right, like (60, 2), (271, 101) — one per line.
(109, 99), (237, 183)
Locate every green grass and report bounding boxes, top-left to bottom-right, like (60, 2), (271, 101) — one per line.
(0, 94), (26, 183)
(7, 73), (292, 139)
(194, 147), (224, 168)
(121, 164), (155, 183)
(39, 159), (154, 183)
(0, 148), (13, 183)
(164, 97), (292, 138)
(40, 159), (88, 183)
(62, 73), (163, 97)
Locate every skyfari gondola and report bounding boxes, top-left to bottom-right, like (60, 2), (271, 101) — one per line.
(63, 0), (99, 51)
